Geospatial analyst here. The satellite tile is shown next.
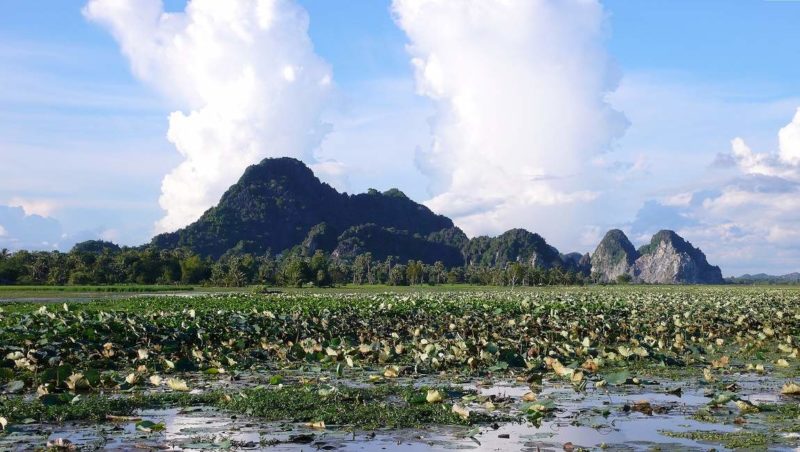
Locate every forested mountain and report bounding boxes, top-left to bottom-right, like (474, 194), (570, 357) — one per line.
(462, 229), (563, 268)
(330, 224), (465, 267)
(150, 158), (457, 260)
(150, 157), (570, 269)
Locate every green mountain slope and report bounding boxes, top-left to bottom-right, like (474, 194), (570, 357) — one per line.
(151, 157), (460, 262)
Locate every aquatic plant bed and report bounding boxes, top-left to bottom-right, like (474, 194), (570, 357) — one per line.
(0, 287), (798, 450)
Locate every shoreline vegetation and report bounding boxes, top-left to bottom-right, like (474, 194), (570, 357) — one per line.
(0, 285), (194, 292)
(0, 245), (603, 288)
(1, 247), (794, 291)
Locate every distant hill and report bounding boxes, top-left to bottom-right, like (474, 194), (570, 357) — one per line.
(149, 157), (725, 283)
(70, 240), (121, 254)
(727, 272), (800, 284)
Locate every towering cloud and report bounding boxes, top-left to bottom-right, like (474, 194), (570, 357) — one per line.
(392, 0), (627, 238)
(85, 0), (332, 232)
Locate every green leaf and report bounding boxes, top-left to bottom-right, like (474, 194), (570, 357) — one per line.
(136, 420), (166, 432)
(4, 380), (24, 394)
(604, 370), (631, 386)
(84, 369), (101, 387)
(39, 393), (72, 406)
(709, 391), (737, 407)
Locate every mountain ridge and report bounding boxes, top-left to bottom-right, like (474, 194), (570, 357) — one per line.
(151, 157), (456, 259)
(150, 157), (724, 284)
(727, 272), (800, 284)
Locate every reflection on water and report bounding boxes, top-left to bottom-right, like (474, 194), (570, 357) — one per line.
(1, 372), (798, 451)
(22, 409), (734, 451)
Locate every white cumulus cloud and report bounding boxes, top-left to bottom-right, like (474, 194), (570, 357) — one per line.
(636, 107), (800, 275)
(392, 0), (627, 238)
(8, 197), (58, 217)
(728, 108), (800, 180)
(309, 160), (349, 192)
(778, 107), (800, 166)
(84, 0), (333, 233)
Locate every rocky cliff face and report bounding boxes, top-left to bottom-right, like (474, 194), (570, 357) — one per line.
(591, 229), (723, 284)
(634, 230), (724, 284)
(590, 229), (638, 282)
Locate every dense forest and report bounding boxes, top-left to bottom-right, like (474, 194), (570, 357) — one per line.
(0, 241), (590, 287)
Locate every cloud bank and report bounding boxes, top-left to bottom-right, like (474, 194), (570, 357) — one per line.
(625, 108), (800, 275)
(727, 107), (800, 179)
(0, 205), (62, 250)
(392, 0), (627, 238)
(700, 109), (800, 268)
(0, 204), (120, 252)
(84, 0), (333, 232)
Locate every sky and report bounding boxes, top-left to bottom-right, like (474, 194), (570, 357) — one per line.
(1, 0), (800, 276)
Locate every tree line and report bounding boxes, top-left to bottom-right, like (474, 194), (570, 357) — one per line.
(0, 242), (591, 287)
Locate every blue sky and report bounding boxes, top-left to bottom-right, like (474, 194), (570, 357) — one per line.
(1, 0), (800, 275)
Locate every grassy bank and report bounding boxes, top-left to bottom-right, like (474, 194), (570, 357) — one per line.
(0, 285), (194, 293)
